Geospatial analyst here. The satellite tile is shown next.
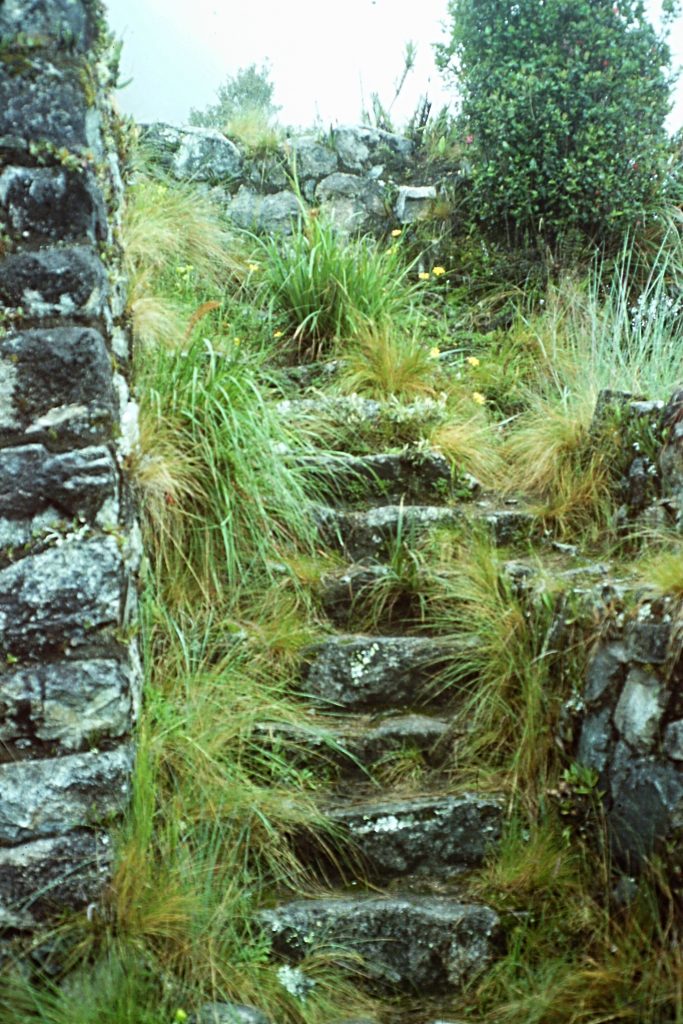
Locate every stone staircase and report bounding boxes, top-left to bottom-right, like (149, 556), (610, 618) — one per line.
(255, 392), (529, 1005)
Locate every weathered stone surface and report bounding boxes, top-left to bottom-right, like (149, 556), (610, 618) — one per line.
(577, 706), (613, 775)
(315, 173), (386, 235)
(288, 136), (338, 179)
(261, 896), (499, 991)
(0, 657), (135, 754)
(0, 0), (96, 51)
(299, 450), (454, 505)
(0, 444), (117, 520)
(332, 126), (413, 173)
(246, 153), (290, 192)
(613, 667), (667, 753)
(0, 535), (123, 655)
(329, 794), (503, 877)
(320, 564), (393, 622)
(663, 720), (683, 760)
(0, 62), (99, 153)
(0, 166), (106, 243)
(0, 830), (112, 929)
(316, 505), (460, 561)
(660, 420), (683, 526)
(276, 395), (382, 425)
(191, 1005), (270, 1024)
(625, 620), (671, 664)
(609, 745), (683, 866)
(300, 635), (455, 710)
(584, 641), (627, 706)
(0, 745), (133, 845)
(476, 508), (537, 546)
(0, 245), (108, 318)
(172, 126), (243, 182)
(394, 185), (437, 224)
(227, 186), (301, 234)
(0, 327), (117, 448)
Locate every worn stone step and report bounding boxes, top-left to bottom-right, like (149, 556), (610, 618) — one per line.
(260, 895), (500, 992)
(300, 635), (455, 711)
(254, 713), (451, 775)
(297, 450), (467, 506)
(314, 504), (462, 561)
(327, 793), (504, 879)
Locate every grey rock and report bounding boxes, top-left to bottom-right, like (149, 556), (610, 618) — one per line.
(332, 126), (413, 173)
(476, 508), (537, 546)
(0, 245), (108, 319)
(663, 720), (683, 760)
(358, 714), (450, 763)
(276, 395), (382, 424)
(0, 745), (133, 845)
(0, 166), (106, 243)
(625, 620), (671, 664)
(191, 1003), (269, 1024)
(329, 793), (503, 877)
(0, 327), (117, 448)
(660, 425), (683, 525)
(172, 127), (243, 182)
(394, 185), (437, 224)
(609, 745), (683, 866)
(577, 706), (613, 775)
(316, 504), (460, 560)
(300, 634), (455, 710)
(584, 642), (627, 706)
(299, 450), (454, 505)
(0, 61), (99, 154)
(0, 657), (135, 753)
(227, 186), (302, 234)
(0, 445), (117, 520)
(0, 535), (123, 655)
(0, 0), (96, 51)
(315, 173), (386, 235)
(319, 564), (393, 622)
(288, 136), (338, 180)
(260, 895), (499, 991)
(246, 153), (290, 192)
(0, 830), (112, 929)
(613, 667), (667, 753)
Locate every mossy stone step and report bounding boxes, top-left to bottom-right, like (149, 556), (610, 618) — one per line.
(326, 793), (504, 879)
(297, 450), (465, 505)
(259, 895), (500, 992)
(254, 713), (451, 775)
(300, 635), (455, 711)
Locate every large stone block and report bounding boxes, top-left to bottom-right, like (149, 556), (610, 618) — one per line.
(0, 166), (107, 243)
(0, 62), (99, 154)
(0, 444), (117, 520)
(0, 745), (133, 845)
(0, 0), (96, 52)
(0, 245), (108, 319)
(0, 656), (135, 754)
(0, 830), (112, 929)
(0, 535), (124, 655)
(0, 326), (117, 448)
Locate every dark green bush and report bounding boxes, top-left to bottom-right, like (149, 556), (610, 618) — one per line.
(436, 0), (679, 245)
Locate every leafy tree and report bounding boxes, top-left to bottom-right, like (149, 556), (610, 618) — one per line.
(189, 63), (280, 131)
(436, 0), (680, 244)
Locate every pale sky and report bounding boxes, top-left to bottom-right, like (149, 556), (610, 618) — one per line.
(105, 0), (683, 133)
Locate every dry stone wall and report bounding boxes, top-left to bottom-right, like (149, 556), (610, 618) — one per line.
(0, 0), (139, 931)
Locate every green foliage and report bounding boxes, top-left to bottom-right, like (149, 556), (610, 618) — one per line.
(436, 0), (679, 244)
(188, 62), (280, 133)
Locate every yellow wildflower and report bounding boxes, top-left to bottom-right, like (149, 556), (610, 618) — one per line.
(391, 228), (402, 237)
(233, 336), (241, 345)
(466, 355), (480, 367)
(472, 391), (486, 405)
(174, 1012), (188, 1023)
(418, 272), (430, 281)
(432, 266), (446, 276)
(429, 346), (441, 359)
(247, 262), (260, 272)
(273, 330), (283, 338)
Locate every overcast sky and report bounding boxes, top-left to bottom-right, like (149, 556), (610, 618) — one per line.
(105, 0), (683, 133)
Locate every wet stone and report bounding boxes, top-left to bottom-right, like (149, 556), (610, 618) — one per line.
(300, 635), (455, 710)
(0, 535), (123, 656)
(260, 896), (500, 991)
(0, 745), (134, 845)
(0, 445), (117, 520)
(0, 245), (108, 319)
(0, 166), (107, 243)
(328, 794), (504, 877)
(0, 61), (97, 153)
(0, 326), (117, 449)
(0, 830), (112, 929)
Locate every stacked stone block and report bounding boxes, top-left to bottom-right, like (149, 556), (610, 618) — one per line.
(0, 0), (139, 930)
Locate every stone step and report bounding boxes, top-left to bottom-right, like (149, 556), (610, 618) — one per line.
(297, 450), (472, 506)
(259, 895), (500, 992)
(326, 793), (504, 879)
(299, 635), (455, 711)
(254, 713), (452, 775)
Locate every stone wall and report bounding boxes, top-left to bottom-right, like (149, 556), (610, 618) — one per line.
(0, 1), (139, 931)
